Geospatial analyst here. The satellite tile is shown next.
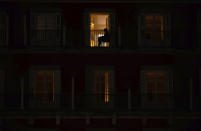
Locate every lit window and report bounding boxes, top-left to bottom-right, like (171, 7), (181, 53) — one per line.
(90, 13), (110, 47)
(87, 67), (114, 108)
(33, 71), (55, 105)
(30, 13), (63, 45)
(94, 71), (111, 103)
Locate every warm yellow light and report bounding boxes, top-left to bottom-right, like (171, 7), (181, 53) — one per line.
(90, 40), (95, 47)
(105, 72), (109, 103)
(90, 23), (94, 30)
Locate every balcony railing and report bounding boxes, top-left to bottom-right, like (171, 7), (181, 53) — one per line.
(90, 30), (109, 47)
(30, 29), (62, 45)
(141, 93), (174, 109)
(25, 93), (174, 111)
(0, 93), (175, 112)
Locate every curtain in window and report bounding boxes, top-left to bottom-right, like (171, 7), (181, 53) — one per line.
(33, 71), (55, 105)
(144, 71), (169, 102)
(144, 15), (164, 41)
(94, 71), (112, 104)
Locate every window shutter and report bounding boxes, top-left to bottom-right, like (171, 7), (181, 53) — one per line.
(0, 70), (5, 107)
(0, 12), (8, 45)
(109, 12), (116, 47)
(30, 70), (36, 106)
(164, 14), (170, 43)
(54, 70), (61, 105)
(138, 14), (145, 45)
(141, 71), (146, 94)
(24, 15), (27, 46)
(84, 12), (90, 47)
(108, 71), (114, 104)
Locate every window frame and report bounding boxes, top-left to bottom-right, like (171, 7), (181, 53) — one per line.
(85, 66), (115, 110)
(28, 10), (65, 48)
(138, 11), (171, 48)
(84, 9), (116, 48)
(29, 66), (61, 109)
(140, 66), (173, 109)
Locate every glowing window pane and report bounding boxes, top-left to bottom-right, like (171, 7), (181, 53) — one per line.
(90, 13), (110, 47)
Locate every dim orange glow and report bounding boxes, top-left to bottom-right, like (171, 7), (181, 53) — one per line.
(90, 23), (95, 30)
(105, 72), (109, 103)
(145, 15), (164, 40)
(145, 71), (168, 100)
(90, 40), (95, 47)
(35, 71), (55, 104)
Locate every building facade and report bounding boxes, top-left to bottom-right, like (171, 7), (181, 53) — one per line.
(0, 0), (200, 130)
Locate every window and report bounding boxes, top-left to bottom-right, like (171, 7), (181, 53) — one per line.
(90, 13), (110, 47)
(30, 12), (63, 46)
(84, 10), (115, 48)
(144, 15), (164, 41)
(29, 67), (60, 108)
(138, 12), (171, 47)
(86, 67), (115, 109)
(140, 68), (173, 108)
(0, 12), (8, 45)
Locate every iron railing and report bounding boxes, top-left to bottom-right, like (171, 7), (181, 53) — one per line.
(30, 29), (62, 44)
(0, 93), (177, 112)
(90, 30), (109, 47)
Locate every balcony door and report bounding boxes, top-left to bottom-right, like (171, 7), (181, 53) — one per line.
(90, 13), (110, 47)
(86, 66), (115, 109)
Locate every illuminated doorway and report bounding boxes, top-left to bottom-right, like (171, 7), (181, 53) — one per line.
(90, 13), (110, 47)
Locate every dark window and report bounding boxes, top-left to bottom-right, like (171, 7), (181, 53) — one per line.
(30, 13), (63, 46)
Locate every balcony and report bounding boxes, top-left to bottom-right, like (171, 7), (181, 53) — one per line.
(0, 93), (175, 112)
(90, 30), (109, 47)
(30, 30), (62, 46)
(1, 92), (200, 119)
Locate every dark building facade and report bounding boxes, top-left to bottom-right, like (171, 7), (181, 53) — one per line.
(0, 0), (200, 130)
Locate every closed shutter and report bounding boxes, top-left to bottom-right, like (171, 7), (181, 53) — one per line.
(0, 13), (8, 45)
(0, 70), (5, 108)
(164, 14), (170, 45)
(109, 12), (116, 47)
(84, 12), (90, 47)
